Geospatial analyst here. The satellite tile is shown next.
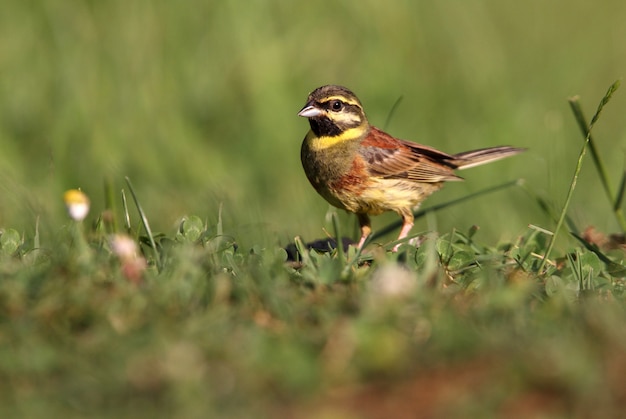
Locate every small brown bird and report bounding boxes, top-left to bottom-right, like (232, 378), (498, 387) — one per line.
(298, 85), (524, 251)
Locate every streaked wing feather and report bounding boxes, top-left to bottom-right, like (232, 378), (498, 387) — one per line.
(405, 164), (463, 182)
(360, 127), (461, 183)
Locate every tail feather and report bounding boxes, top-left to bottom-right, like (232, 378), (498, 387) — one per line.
(451, 146), (525, 170)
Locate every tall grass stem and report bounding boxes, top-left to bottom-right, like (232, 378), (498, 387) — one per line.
(539, 80), (621, 273)
(568, 91), (626, 232)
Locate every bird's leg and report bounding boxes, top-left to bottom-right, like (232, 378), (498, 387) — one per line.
(393, 211), (415, 252)
(356, 213), (371, 249)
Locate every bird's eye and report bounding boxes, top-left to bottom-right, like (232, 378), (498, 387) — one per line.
(331, 100), (343, 111)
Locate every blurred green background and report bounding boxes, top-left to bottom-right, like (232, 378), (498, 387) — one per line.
(1, 0), (625, 246)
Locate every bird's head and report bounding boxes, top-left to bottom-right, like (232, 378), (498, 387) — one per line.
(298, 85), (368, 137)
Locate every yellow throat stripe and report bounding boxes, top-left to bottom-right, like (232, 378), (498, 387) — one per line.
(307, 125), (367, 150)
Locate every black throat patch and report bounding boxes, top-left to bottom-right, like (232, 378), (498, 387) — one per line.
(309, 117), (343, 137)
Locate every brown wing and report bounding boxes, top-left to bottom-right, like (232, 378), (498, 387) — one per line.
(360, 127), (463, 182)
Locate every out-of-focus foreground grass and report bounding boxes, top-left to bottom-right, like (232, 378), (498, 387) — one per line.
(1, 0), (625, 246)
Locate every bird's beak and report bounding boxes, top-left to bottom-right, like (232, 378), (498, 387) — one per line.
(298, 104), (322, 118)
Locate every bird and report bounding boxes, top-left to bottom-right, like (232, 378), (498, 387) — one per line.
(298, 85), (524, 252)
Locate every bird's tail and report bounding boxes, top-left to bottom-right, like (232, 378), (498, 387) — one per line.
(451, 146), (525, 170)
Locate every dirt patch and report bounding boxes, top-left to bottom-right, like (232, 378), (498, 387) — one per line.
(287, 359), (516, 419)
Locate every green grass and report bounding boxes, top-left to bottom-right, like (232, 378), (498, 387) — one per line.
(2, 0), (626, 417)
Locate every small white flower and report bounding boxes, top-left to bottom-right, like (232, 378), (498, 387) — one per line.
(369, 264), (417, 299)
(63, 189), (90, 221)
(110, 234), (139, 262)
(110, 234), (146, 283)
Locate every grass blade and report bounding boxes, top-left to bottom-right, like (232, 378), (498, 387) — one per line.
(125, 176), (162, 271)
(216, 203), (223, 237)
(570, 232), (613, 265)
(383, 95), (404, 130)
(540, 80), (621, 273)
(103, 177), (118, 233)
(121, 188), (132, 234)
(293, 236), (315, 271)
(33, 216), (40, 251)
(615, 170), (626, 211)
(330, 211), (345, 262)
(521, 187), (580, 235)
